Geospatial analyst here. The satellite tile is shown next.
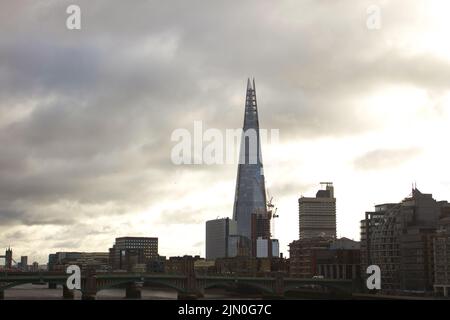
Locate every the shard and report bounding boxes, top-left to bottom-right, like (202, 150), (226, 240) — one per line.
(232, 78), (268, 242)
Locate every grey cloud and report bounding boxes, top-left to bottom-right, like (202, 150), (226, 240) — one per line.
(0, 207), (75, 226)
(0, 0), (448, 258)
(0, 209), (27, 226)
(354, 147), (422, 170)
(268, 181), (317, 199)
(156, 207), (209, 226)
(52, 240), (82, 249)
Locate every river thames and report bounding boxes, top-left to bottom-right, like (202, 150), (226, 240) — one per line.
(2, 283), (264, 300)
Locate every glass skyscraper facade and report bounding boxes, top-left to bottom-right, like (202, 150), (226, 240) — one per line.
(232, 79), (268, 242)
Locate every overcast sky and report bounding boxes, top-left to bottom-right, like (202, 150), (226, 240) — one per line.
(1, 0), (450, 264)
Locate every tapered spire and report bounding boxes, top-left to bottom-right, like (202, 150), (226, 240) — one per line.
(233, 78), (267, 242)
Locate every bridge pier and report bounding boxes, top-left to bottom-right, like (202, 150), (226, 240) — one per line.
(352, 279), (363, 294)
(178, 263), (204, 300)
(178, 285), (204, 300)
(125, 282), (142, 299)
(82, 274), (97, 300)
(63, 285), (74, 299)
(272, 274), (285, 298)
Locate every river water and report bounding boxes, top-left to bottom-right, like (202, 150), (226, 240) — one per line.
(3, 283), (260, 300)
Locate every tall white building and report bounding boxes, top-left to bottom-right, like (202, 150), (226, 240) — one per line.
(299, 182), (336, 239)
(256, 237), (280, 258)
(256, 237), (269, 258)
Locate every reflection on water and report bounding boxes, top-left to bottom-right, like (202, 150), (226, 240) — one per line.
(3, 283), (260, 300)
(98, 288), (178, 300)
(4, 284), (67, 300)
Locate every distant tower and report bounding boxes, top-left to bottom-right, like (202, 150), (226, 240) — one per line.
(298, 182), (337, 239)
(5, 247), (12, 269)
(232, 78), (269, 249)
(20, 256), (28, 272)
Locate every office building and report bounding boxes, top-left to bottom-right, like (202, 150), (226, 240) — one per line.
(316, 238), (361, 280)
(227, 234), (251, 258)
(76, 252), (109, 271)
(215, 256), (286, 276)
(255, 237), (279, 258)
(361, 188), (448, 293)
(109, 236), (158, 270)
(271, 239), (280, 258)
(251, 210), (271, 256)
(256, 237), (269, 258)
(360, 204), (391, 272)
(289, 237), (333, 278)
(165, 255), (200, 275)
(147, 256), (166, 273)
(299, 182), (336, 239)
(20, 256), (28, 271)
(48, 252), (82, 271)
(289, 237), (360, 280)
(31, 262), (39, 272)
(205, 218), (237, 260)
(47, 252), (109, 272)
(433, 206), (450, 297)
(194, 259), (217, 275)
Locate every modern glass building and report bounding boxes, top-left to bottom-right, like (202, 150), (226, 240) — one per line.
(205, 218), (237, 260)
(232, 78), (268, 242)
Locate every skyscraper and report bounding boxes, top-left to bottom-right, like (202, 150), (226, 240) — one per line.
(233, 78), (268, 243)
(299, 182), (337, 239)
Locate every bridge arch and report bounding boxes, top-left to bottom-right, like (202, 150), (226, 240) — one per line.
(284, 281), (352, 295)
(202, 281), (234, 291)
(96, 278), (186, 294)
(236, 281), (275, 295)
(203, 280), (274, 295)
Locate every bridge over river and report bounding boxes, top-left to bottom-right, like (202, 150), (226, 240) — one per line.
(0, 272), (360, 299)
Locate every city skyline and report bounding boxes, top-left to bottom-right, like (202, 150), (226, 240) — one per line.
(1, 1), (450, 264)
